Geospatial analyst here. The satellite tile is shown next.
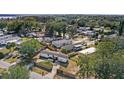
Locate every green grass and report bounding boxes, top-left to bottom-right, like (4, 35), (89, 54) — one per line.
(4, 56), (18, 63)
(37, 61), (53, 68)
(21, 37), (32, 42)
(0, 48), (10, 55)
(32, 67), (48, 75)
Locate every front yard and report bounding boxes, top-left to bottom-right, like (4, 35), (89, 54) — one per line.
(4, 56), (18, 63)
(32, 67), (48, 75)
(37, 61), (53, 69)
(0, 48), (10, 55)
(59, 60), (79, 75)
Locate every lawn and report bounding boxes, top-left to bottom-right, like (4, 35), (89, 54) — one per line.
(59, 60), (79, 75)
(4, 56), (18, 63)
(32, 67), (48, 75)
(37, 61), (53, 69)
(0, 48), (10, 55)
(21, 37), (32, 42)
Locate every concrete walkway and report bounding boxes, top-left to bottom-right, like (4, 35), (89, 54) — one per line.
(42, 64), (60, 79)
(30, 64), (60, 79)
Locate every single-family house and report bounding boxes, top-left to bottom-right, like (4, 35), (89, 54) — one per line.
(0, 30), (4, 36)
(26, 32), (37, 37)
(40, 50), (68, 63)
(73, 44), (84, 51)
(77, 27), (91, 33)
(52, 39), (72, 48)
(78, 47), (96, 55)
(0, 34), (21, 45)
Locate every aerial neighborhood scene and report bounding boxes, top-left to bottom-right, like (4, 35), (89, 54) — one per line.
(0, 14), (124, 79)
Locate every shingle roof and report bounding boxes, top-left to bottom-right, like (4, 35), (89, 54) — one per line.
(41, 50), (68, 58)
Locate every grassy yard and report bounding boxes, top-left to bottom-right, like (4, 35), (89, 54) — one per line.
(4, 56), (18, 63)
(0, 48), (10, 55)
(32, 67), (48, 75)
(37, 61), (53, 69)
(21, 37), (32, 42)
(59, 60), (79, 75)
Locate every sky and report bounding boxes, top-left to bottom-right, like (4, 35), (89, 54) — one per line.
(0, 0), (124, 14)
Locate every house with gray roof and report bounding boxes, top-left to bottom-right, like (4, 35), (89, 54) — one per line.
(0, 30), (4, 36)
(40, 50), (68, 63)
(52, 39), (72, 48)
(0, 34), (21, 45)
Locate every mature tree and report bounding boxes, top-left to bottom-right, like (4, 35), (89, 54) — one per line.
(3, 65), (29, 79)
(6, 42), (16, 52)
(119, 20), (124, 36)
(77, 55), (94, 78)
(77, 19), (86, 27)
(0, 52), (4, 59)
(0, 20), (7, 29)
(95, 53), (124, 79)
(67, 25), (77, 38)
(19, 39), (41, 63)
(46, 21), (67, 37)
(96, 40), (116, 58)
(94, 38), (124, 79)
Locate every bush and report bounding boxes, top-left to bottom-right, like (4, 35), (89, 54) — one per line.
(0, 52), (4, 59)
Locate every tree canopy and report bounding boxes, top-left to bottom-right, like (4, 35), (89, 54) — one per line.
(3, 65), (30, 79)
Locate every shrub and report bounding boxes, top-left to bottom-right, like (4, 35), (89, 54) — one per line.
(0, 52), (4, 59)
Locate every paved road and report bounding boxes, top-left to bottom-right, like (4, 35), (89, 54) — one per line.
(0, 60), (11, 69)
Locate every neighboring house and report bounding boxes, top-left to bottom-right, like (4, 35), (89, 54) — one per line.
(93, 27), (104, 32)
(77, 27), (91, 32)
(62, 45), (74, 51)
(0, 34), (21, 45)
(0, 30), (4, 36)
(52, 39), (72, 48)
(73, 44), (84, 51)
(43, 37), (54, 42)
(81, 30), (96, 36)
(26, 32), (37, 37)
(78, 47), (96, 55)
(40, 50), (68, 63)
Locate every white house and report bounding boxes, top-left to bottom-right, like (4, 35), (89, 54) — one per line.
(79, 47), (96, 55)
(40, 50), (68, 63)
